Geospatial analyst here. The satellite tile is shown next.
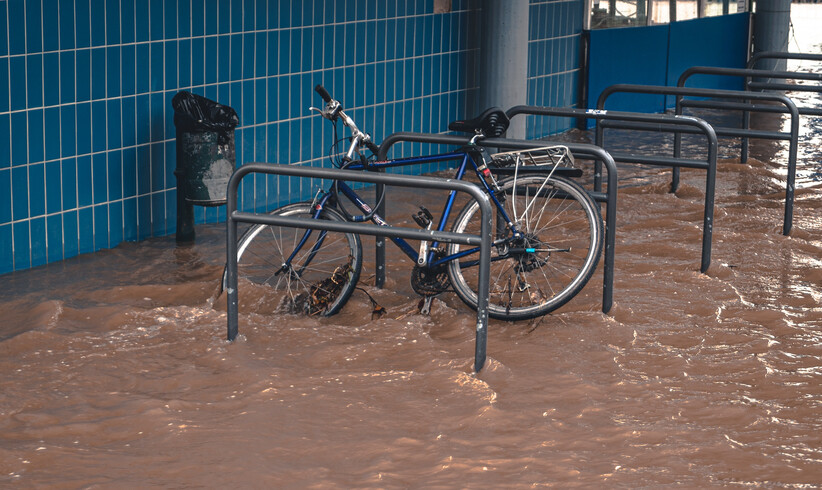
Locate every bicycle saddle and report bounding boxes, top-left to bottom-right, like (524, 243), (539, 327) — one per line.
(448, 107), (510, 137)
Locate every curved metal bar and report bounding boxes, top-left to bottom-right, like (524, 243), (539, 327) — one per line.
(598, 84), (799, 235)
(226, 163), (493, 372)
(378, 132), (619, 313)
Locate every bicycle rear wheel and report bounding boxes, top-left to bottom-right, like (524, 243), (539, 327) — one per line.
(447, 174), (603, 320)
(227, 203), (362, 316)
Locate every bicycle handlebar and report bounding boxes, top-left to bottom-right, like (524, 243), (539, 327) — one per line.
(314, 84), (332, 103)
(313, 83), (380, 160)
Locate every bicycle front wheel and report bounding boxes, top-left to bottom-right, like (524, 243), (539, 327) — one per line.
(229, 203), (362, 317)
(447, 174), (603, 320)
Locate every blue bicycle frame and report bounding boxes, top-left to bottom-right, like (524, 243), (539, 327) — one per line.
(294, 148), (521, 273)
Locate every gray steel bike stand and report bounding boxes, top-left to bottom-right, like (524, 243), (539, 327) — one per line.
(225, 163), (494, 373)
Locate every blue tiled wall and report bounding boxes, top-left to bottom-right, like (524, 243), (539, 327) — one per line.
(1, 0), (582, 274)
(526, 0), (584, 138)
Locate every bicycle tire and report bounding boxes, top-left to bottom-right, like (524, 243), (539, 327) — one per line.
(225, 203), (362, 317)
(447, 174), (603, 320)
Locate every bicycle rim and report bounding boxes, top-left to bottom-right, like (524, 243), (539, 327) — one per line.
(230, 203), (362, 317)
(447, 175), (603, 320)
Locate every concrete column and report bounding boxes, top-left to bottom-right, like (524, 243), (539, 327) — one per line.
(753, 0), (791, 71)
(479, 0), (529, 139)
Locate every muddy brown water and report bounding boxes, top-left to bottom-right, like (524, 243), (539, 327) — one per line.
(4, 11), (822, 488)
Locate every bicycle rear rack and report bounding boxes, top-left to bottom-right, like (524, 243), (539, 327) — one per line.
(506, 106), (718, 275)
(225, 163), (494, 372)
(376, 134), (619, 314)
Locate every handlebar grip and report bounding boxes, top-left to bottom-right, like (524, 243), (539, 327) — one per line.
(314, 84), (332, 103)
(365, 140), (380, 156)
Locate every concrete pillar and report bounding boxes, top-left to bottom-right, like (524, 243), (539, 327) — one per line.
(479, 0), (529, 139)
(753, 0), (791, 71)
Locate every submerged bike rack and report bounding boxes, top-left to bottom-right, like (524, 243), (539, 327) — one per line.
(225, 163), (494, 372)
(597, 84), (800, 235)
(506, 106), (718, 274)
(678, 59), (821, 180)
(375, 134), (619, 314)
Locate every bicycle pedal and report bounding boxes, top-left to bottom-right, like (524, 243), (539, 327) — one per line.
(412, 210), (431, 228)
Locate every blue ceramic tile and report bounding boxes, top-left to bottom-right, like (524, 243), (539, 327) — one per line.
(0, 224), (12, 274)
(135, 95), (150, 145)
(164, 41), (178, 90)
(137, 194), (150, 238)
(0, 169), (10, 223)
(123, 197), (137, 241)
(10, 112), (28, 167)
(90, 0), (106, 46)
(163, 91), (175, 140)
(26, 55), (44, 109)
(0, 58), (7, 114)
(108, 150), (122, 201)
(74, 102), (91, 156)
(122, 147), (137, 197)
(43, 0), (60, 52)
(61, 158), (77, 210)
(108, 200), (123, 246)
(151, 192), (165, 235)
(230, 34), (243, 81)
(106, 0), (121, 45)
(290, 29), (301, 73)
(74, 1), (92, 48)
(133, 44), (149, 95)
(92, 153), (108, 204)
(178, 0), (191, 38)
(92, 100), (107, 153)
(43, 53), (60, 108)
(121, 98), (136, 149)
(12, 166), (28, 220)
(25, 0), (42, 54)
(149, 42), (163, 92)
(151, 142), (164, 191)
(28, 109), (44, 163)
(192, 37), (205, 87)
(75, 49), (90, 102)
(136, 145), (151, 195)
(164, 0), (178, 39)
(149, 0), (163, 40)
(90, 48), (106, 100)
(78, 206), (94, 253)
(77, 155), (92, 207)
(28, 163), (45, 218)
(120, 0), (135, 43)
(150, 92), (165, 142)
(58, 0), (76, 50)
(9, 57), (26, 112)
(43, 108), (60, 163)
(254, 79), (266, 125)
(13, 221), (31, 270)
(121, 45), (135, 97)
(93, 203), (108, 249)
(135, 2), (150, 42)
(62, 210), (79, 258)
(59, 105), (76, 158)
(179, 39), (191, 88)
(46, 214), (63, 263)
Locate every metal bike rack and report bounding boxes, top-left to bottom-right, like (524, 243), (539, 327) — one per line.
(506, 106), (718, 274)
(375, 134), (619, 314)
(678, 61), (821, 171)
(597, 84), (800, 235)
(225, 163), (494, 372)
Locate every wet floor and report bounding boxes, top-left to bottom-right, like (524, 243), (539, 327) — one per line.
(3, 6), (822, 487)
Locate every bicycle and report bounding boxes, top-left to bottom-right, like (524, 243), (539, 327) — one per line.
(227, 85), (604, 321)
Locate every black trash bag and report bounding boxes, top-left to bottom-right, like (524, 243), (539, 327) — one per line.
(172, 91), (239, 144)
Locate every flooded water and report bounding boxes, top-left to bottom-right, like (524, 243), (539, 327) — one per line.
(4, 7), (822, 487)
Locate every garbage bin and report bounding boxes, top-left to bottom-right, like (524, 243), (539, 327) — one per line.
(172, 91), (239, 206)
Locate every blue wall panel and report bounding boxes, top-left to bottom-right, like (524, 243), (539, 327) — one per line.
(667, 13), (749, 89)
(587, 24), (670, 113)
